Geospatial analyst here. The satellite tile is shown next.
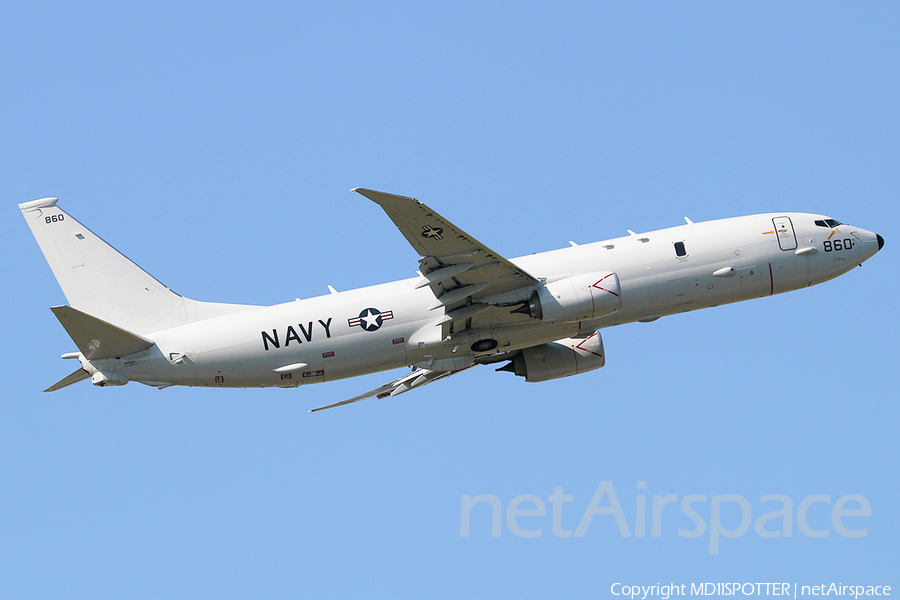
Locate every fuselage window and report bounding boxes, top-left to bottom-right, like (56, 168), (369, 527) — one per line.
(674, 241), (687, 257)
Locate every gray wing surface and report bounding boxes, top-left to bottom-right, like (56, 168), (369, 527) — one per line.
(318, 188), (542, 413)
(353, 188), (540, 329)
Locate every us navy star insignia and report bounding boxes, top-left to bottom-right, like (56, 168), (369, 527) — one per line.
(421, 225), (443, 240)
(348, 307), (394, 332)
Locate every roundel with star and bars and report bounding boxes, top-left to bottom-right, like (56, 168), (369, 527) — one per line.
(348, 307), (394, 332)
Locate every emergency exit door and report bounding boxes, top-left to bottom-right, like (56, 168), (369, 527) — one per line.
(773, 216), (797, 251)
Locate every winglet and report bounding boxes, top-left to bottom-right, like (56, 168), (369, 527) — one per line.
(352, 188), (416, 204)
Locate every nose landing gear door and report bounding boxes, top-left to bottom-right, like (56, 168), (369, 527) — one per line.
(773, 216), (797, 251)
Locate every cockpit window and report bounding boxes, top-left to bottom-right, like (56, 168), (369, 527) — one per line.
(814, 218), (843, 228)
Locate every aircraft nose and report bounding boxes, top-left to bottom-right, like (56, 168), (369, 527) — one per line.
(877, 234), (885, 251)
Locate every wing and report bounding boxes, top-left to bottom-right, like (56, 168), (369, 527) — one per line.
(308, 365), (476, 413)
(354, 188), (540, 331)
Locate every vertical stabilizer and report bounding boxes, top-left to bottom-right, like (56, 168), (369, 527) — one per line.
(20, 198), (259, 334)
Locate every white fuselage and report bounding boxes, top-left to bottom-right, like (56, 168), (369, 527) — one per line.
(93, 212), (881, 389)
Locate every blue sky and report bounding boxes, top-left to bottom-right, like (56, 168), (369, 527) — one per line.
(2, 2), (898, 598)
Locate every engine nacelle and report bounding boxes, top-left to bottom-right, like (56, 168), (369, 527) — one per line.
(499, 332), (605, 382)
(517, 271), (621, 323)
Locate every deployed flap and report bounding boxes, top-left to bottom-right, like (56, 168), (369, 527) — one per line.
(51, 305), (155, 360)
(353, 188), (539, 306)
(44, 367), (91, 392)
(309, 364), (476, 413)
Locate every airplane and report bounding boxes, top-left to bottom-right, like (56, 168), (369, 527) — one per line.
(20, 189), (884, 412)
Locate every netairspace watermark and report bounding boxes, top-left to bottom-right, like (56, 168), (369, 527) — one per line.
(609, 583), (890, 599)
(459, 481), (871, 554)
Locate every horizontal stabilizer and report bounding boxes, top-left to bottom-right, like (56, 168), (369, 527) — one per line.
(44, 367), (91, 392)
(51, 305), (155, 360)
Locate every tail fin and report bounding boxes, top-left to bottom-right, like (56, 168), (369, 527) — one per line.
(20, 198), (259, 334)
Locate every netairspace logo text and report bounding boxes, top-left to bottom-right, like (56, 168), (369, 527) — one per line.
(459, 481), (871, 554)
(610, 583), (890, 599)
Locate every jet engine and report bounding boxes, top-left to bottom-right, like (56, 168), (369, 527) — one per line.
(497, 332), (605, 382)
(514, 271), (621, 323)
